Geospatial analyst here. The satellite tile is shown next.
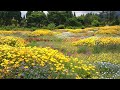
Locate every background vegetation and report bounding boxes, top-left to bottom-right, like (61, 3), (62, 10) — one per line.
(0, 11), (120, 30)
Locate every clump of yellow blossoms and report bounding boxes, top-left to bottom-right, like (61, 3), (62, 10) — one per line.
(27, 30), (54, 36)
(73, 37), (120, 47)
(95, 26), (120, 35)
(0, 30), (32, 36)
(67, 29), (87, 33)
(0, 45), (69, 78)
(64, 57), (99, 79)
(97, 37), (120, 46)
(0, 45), (98, 79)
(0, 36), (27, 47)
(73, 37), (96, 47)
(0, 31), (15, 35)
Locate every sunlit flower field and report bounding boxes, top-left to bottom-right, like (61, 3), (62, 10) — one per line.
(0, 25), (120, 79)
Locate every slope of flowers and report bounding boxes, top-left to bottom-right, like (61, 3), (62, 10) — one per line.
(97, 37), (120, 46)
(67, 29), (87, 33)
(27, 30), (54, 37)
(73, 37), (120, 47)
(96, 29), (119, 35)
(0, 45), (98, 79)
(0, 36), (27, 47)
(0, 30), (32, 36)
(0, 31), (15, 35)
(73, 37), (96, 47)
(95, 26), (120, 35)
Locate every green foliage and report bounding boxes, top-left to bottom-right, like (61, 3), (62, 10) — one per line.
(92, 45), (102, 54)
(26, 11), (47, 27)
(56, 25), (65, 29)
(77, 46), (88, 54)
(81, 26), (85, 29)
(0, 11), (21, 26)
(91, 20), (100, 26)
(0, 11), (120, 29)
(27, 41), (39, 47)
(66, 17), (80, 26)
(66, 26), (73, 29)
(47, 23), (56, 30)
(92, 45), (120, 54)
(41, 26), (48, 29)
(47, 11), (73, 26)
(30, 27), (38, 31)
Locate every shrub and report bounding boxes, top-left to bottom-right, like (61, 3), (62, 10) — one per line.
(81, 26), (85, 29)
(47, 23), (56, 30)
(66, 26), (75, 29)
(56, 25), (65, 29)
(30, 27), (38, 31)
(41, 26), (48, 29)
(92, 20), (100, 27)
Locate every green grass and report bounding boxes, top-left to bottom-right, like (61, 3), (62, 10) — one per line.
(77, 46), (89, 54)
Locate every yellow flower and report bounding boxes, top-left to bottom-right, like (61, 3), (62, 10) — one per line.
(31, 63), (35, 66)
(24, 66), (28, 69)
(50, 67), (54, 70)
(76, 75), (81, 79)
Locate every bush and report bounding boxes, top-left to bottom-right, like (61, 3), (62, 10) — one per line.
(47, 23), (56, 30)
(56, 25), (65, 29)
(30, 27), (38, 31)
(81, 26), (85, 29)
(92, 20), (100, 27)
(66, 26), (73, 29)
(41, 26), (48, 29)
(66, 26), (77, 29)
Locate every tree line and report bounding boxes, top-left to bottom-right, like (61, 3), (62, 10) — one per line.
(0, 11), (120, 29)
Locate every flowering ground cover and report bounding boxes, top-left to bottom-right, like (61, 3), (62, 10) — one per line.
(0, 26), (120, 79)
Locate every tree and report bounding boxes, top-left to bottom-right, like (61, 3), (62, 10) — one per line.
(0, 11), (21, 26)
(66, 17), (80, 26)
(47, 11), (66, 26)
(65, 11), (73, 18)
(26, 11), (47, 27)
(77, 15), (85, 26)
(91, 20), (100, 26)
(47, 11), (73, 26)
(20, 15), (27, 27)
(77, 13), (100, 27)
(73, 12), (76, 17)
(10, 11), (22, 26)
(11, 17), (18, 26)
(26, 11), (33, 17)
(99, 11), (117, 25)
(113, 15), (120, 25)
